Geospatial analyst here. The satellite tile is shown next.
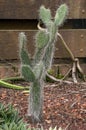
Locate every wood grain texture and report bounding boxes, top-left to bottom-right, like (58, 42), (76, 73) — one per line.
(56, 29), (86, 58)
(0, 30), (86, 60)
(49, 0), (86, 19)
(0, 0), (47, 19)
(0, 0), (85, 19)
(52, 63), (86, 75)
(0, 63), (86, 78)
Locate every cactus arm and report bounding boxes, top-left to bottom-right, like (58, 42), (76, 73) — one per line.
(19, 32), (31, 66)
(54, 4), (68, 26)
(20, 49), (31, 65)
(39, 5), (52, 26)
(35, 30), (49, 49)
(34, 28), (49, 64)
(21, 65), (35, 82)
(36, 22), (57, 70)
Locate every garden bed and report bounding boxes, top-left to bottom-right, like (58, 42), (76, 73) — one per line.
(0, 81), (86, 130)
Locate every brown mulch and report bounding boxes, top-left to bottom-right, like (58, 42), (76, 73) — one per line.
(0, 82), (86, 130)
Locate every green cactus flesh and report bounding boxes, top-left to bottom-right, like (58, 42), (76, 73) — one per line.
(19, 4), (68, 121)
(21, 65), (35, 82)
(29, 79), (43, 121)
(39, 5), (52, 26)
(36, 31), (49, 49)
(20, 49), (31, 65)
(54, 4), (68, 26)
(33, 61), (44, 80)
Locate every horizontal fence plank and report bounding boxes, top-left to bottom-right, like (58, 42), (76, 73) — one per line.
(56, 29), (86, 58)
(0, 0), (47, 19)
(0, 29), (86, 60)
(0, 0), (85, 19)
(49, 0), (86, 19)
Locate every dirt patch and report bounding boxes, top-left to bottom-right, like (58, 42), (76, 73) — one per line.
(0, 82), (86, 130)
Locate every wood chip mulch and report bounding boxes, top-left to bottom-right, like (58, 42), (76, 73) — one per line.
(0, 82), (86, 130)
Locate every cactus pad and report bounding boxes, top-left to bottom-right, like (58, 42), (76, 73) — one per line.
(21, 65), (35, 82)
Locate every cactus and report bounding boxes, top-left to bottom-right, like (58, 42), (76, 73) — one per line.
(19, 4), (68, 122)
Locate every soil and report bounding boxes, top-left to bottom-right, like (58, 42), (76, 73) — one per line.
(0, 81), (86, 130)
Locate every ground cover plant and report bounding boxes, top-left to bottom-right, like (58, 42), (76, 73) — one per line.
(0, 103), (62, 130)
(0, 103), (29, 130)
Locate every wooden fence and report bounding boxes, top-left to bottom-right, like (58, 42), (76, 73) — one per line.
(0, 0), (85, 19)
(0, 0), (86, 76)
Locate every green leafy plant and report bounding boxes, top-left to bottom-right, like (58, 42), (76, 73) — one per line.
(19, 4), (68, 122)
(0, 103), (22, 125)
(0, 121), (29, 130)
(0, 103), (29, 130)
(0, 79), (28, 90)
(0, 103), (63, 130)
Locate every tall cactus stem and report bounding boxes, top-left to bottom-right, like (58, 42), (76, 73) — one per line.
(28, 79), (44, 122)
(19, 4), (68, 122)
